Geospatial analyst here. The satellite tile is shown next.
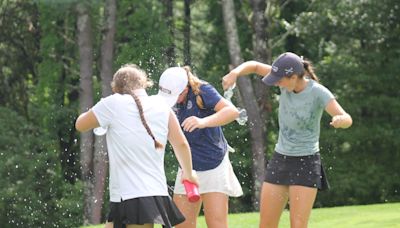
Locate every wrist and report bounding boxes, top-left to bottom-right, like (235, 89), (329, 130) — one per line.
(230, 70), (240, 79)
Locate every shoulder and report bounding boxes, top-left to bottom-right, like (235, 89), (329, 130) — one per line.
(310, 80), (332, 94)
(199, 82), (213, 90)
(95, 93), (121, 106)
(200, 83), (220, 95)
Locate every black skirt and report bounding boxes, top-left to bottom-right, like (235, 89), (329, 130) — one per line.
(265, 152), (330, 191)
(107, 196), (185, 228)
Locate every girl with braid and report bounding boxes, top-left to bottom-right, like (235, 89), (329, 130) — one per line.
(157, 66), (243, 228)
(222, 52), (352, 228)
(75, 64), (198, 228)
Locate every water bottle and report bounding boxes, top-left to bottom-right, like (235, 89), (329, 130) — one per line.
(223, 84), (248, 125)
(93, 126), (108, 136)
(236, 108), (248, 126)
(223, 87), (234, 101)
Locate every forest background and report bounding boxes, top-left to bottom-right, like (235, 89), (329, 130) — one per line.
(0, 0), (399, 227)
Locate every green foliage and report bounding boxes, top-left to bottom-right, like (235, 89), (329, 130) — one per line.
(0, 1), (40, 116)
(115, 0), (172, 93)
(0, 107), (82, 227)
(35, 0), (81, 183)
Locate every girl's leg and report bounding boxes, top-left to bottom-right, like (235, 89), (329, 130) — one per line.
(202, 192), (229, 228)
(104, 222), (113, 228)
(173, 194), (202, 228)
(259, 182), (289, 228)
(288, 185), (317, 228)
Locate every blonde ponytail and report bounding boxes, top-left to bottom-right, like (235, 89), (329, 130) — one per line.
(182, 66), (207, 109)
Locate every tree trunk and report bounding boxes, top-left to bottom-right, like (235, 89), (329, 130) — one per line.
(76, 2), (95, 225)
(91, 0), (116, 224)
(161, 0), (176, 66)
(221, 0), (266, 210)
(249, 0), (270, 208)
(250, 0), (271, 114)
(183, 0), (191, 66)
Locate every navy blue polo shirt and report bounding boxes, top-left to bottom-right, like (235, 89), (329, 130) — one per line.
(175, 83), (227, 171)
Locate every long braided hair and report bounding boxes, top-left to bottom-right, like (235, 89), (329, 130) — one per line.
(111, 64), (163, 149)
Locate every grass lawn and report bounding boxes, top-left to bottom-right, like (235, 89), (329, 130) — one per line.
(83, 202), (400, 228)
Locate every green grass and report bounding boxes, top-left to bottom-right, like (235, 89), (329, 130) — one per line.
(83, 202), (400, 228)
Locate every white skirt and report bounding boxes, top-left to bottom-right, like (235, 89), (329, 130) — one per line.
(173, 153), (243, 197)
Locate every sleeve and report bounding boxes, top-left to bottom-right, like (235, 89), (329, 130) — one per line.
(199, 84), (222, 109)
(317, 84), (335, 108)
(91, 95), (116, 127)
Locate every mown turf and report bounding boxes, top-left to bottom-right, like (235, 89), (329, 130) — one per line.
(82, 202), (400, 228)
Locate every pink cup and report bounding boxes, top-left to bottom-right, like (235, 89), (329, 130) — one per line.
(183, 180), (200, 202)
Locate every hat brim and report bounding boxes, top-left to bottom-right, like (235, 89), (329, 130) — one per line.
(157, 91), (179, 107)
(262, 72), (282, 86)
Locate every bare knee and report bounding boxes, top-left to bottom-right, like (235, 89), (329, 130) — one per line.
(204, 210), (228, 228)
(290, 213), (309, 228)
(259, 217), (280, 228)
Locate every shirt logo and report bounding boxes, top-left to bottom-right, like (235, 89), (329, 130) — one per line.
(284, 67), (294, 75)
(187, 100), (193, 109)
(272, 65), (278, 72)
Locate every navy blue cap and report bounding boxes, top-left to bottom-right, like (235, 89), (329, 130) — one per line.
(262, 52), (305, 86)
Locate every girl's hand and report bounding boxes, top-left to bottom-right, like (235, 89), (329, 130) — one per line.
(181, 170), (199, 186)
(222, 71), (238, 90)
(181, 116), (206, 132)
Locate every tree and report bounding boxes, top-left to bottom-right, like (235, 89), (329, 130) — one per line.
(183, 0), (192, 65)
(76, 1), (95, 224)
(221, 0), (267, 209)
(161, 0), (176, 66)
(91, 0), (117, 223)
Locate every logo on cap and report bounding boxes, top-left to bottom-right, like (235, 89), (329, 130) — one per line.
(284, 67), (294, 75)
(272, 65), (278, 72)
(159, 86), (172, 95)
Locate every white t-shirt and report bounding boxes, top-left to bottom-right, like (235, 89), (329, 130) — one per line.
(92, 89), (171, 202)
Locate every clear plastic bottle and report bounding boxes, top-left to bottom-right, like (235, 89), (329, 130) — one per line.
(223, 84), (248, 125)
(223, 85), (234, 101)
(236, 108), (248, 126)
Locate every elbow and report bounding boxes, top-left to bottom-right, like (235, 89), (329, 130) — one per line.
(75, 116), (85, 132)
(75, 122), (84, 132)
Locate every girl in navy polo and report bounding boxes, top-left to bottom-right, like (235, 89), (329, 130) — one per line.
(158, 66), (243, 228)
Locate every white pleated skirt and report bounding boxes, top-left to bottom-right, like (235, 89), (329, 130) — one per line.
(173, 153), (243, 197)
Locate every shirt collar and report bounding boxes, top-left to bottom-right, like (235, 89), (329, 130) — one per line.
(132, 89), (148, 97)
